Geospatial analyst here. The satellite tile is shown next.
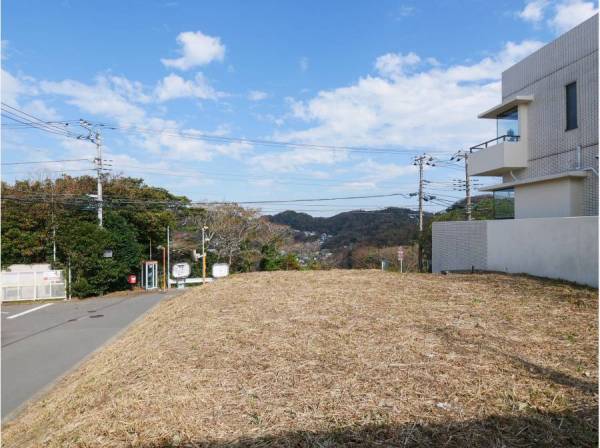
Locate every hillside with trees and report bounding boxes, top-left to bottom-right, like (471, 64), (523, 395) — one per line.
(267, 207), (430, 250)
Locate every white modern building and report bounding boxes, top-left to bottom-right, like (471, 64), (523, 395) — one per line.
(433, 15), (598, 287)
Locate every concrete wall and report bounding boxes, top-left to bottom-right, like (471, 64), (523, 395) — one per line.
(514, 177), (584, 218)
(433, 217), (598, 287)
(499, 15), (599, 216)
(486, 217), (598, 287)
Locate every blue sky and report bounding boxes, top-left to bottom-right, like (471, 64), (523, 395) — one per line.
(2, 0), (597, 215)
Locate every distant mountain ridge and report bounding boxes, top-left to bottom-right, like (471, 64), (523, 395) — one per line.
(266, 207), (431, 249)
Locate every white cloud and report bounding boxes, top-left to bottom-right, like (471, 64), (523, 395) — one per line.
(23, 99), (61, 121)
(251, 147), (349, 172)
(517, 0), (598, 33)
(299, 57), (309, 72)
(396, 5), (416, 18)
(518, 0), (549, 22)
(358, 159), (417, 181)
(1, 68), (27, 105)
(255, 40), (543, 172)
(247, 90), (268, 101)
(549, 0), (598, 33)
(40, 75), (147, 124)
(161, 31), (225, 70)
(339, 181), (378, 190)
(374, 52), (421, 78)
(109, 76), (152, 103)
(35, 71), (246, 162)
(154, 73), (222, 102)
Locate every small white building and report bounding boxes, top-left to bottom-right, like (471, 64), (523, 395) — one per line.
(433, 16), (598, 287)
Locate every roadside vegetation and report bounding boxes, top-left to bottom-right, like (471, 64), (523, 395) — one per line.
(1, 176), (297, 297)
(2, 270), (597, 447)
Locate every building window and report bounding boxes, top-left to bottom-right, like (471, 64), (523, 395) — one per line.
(496, 107), (519, 141)
(566, 82), (577, 130)
(493, 188), (514, 219)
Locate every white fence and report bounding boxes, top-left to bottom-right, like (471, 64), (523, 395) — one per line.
(1, 270), (67, 302)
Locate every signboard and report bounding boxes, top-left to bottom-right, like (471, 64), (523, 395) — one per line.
(103, 249), (113, 258)
(397, 247), (404, 261)
(212, 263), (229, 278)
(172, 262), (191, 279)
(43, 271), (61, 281)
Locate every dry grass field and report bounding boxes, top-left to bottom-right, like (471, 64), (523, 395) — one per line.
(2, 270), (597, 447)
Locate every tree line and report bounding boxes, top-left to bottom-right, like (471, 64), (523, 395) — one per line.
(1, 175), (298, 297)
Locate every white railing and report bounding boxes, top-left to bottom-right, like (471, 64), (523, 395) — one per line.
(1, 270), (67, 301)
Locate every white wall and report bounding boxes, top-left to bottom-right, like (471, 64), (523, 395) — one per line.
(514, 178), (584, 218)
(487, 216), (598, 287)
(433, 216), (598, 287)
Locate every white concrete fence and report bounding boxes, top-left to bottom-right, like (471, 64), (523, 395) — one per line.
(433, 216), (598, 287)
(1, 264), (67, 301)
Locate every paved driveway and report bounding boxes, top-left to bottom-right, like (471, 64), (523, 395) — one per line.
(1, 290), (177, 421)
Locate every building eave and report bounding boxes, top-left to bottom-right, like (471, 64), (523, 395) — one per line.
(479, 170), (588, 191)
(478, 95), (534, 119)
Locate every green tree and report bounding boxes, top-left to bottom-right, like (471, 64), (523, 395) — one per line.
(57, 212), (143, 297)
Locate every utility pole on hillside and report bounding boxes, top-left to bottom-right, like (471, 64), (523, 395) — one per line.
(451, 150), (472, 221)
(79, 119), (104, 227)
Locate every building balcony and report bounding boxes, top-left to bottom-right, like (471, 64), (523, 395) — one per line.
(468, 135), (528, 176)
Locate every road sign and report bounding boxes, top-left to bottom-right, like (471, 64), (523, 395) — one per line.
(172, 263), (191, 279)
(397, 247), (404, 261)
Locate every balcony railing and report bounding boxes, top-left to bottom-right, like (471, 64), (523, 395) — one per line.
(470, 134), (520, 151)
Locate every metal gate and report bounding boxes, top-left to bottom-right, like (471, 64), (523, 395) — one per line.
(1, 269), (67, 302)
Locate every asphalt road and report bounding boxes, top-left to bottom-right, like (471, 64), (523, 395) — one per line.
(1, 290), (176, 421)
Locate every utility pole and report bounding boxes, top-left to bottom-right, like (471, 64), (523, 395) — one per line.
(451, 150), (472, 221)
(157, 245), (166, 290)
(202, 226), (208, 284)
(166, 226), (170, 290)
(162, 246), (166, 290)
(79, 120), (104, 227)
(413, 154), (434, 272)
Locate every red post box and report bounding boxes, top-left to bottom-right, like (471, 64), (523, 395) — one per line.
(127, 274), (137, 285)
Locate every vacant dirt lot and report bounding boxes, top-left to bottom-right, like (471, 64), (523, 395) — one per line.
(2, 270), (597, 447)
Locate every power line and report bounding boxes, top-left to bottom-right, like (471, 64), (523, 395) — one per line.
(1, 103), (79, 139)
(1, 158), (91, 166)
(15, 119), (443, 157)
(194, 192), (411, 205)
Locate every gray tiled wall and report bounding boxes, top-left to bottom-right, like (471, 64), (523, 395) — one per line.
(432, 220), (487, 272)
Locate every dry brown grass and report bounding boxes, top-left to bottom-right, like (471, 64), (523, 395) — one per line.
(2, 270), (597, 447)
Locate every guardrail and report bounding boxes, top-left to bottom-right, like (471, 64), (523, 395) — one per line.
(470, 134), (520, 151)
